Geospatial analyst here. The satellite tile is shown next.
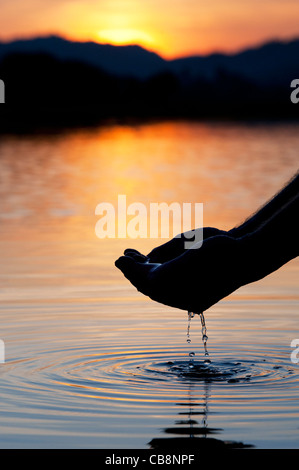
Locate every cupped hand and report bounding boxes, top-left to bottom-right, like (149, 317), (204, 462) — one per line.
(115, 228), (249, 313)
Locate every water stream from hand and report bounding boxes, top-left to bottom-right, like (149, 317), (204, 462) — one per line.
(187, 311), (210, 368)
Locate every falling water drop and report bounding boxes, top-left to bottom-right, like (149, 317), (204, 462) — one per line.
(187, 311), (194, 343)
(187, 311), (196, 368)
(199, 312), (210, 362)
(186, 311), (211, 367)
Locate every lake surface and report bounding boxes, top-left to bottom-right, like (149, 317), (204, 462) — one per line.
(0, 120), (298, 449)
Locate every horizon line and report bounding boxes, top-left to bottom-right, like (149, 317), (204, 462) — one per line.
(0, 32), (298, 61)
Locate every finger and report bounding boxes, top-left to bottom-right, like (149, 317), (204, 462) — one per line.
(147, 238), (184, 263)
(124, 248), (148, 263)
(115, 255), (136, 273)
(124, 248), (139, 254)
(115, 255), (148, 290)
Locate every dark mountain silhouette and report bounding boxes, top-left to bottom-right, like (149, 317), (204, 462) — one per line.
(169, 39), (299, 87)
(1, 35), (299, 85)
(0, 35), (298, 132)
(0, 36), (165, 80)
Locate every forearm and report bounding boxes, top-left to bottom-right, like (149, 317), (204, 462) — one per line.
(230, 171), (299, 238)
(242, 194), (299, 281)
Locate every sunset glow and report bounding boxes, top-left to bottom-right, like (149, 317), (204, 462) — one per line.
(96, 29), (157, 49)
(1, 0), (299, 58)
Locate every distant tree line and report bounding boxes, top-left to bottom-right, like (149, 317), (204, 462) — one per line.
(0, 52), (297, 132)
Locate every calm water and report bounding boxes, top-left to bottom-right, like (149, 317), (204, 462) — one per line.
(0, 121), (298, 449)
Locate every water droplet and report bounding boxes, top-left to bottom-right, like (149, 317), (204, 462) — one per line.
(199, 312), (210, 360)
(186, 311), (211, 364)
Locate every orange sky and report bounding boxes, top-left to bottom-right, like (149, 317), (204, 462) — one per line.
(1, 0), (299, 58)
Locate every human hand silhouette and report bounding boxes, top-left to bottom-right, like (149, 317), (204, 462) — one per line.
(145, 227), (228, 263)
(116, 171), (299, 313)
(115, 228), (247, 313)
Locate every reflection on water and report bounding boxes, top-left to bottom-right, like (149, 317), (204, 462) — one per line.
(150, 382), (253, 450)
(0, 121), (298, 448)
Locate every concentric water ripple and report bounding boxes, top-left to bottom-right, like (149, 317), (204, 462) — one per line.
(2, 344), (297, 409)
(1, 338), (298, 449)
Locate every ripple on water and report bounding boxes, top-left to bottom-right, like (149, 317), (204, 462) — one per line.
(1, 345), (297, 411)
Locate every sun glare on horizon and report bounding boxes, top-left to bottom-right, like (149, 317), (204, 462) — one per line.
(96, 28), (158, 51)
(1, 0), (299, 59)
